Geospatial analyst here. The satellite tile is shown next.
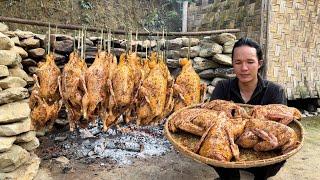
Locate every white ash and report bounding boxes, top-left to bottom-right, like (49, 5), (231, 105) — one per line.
(301, 110), (319, 117)
(75, 120), (172, 166)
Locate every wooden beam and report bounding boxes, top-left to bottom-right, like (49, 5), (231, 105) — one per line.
(0, 16), (240, 36)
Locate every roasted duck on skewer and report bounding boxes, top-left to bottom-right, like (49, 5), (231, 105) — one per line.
(29, 53), (62, 130)
(104, 53), (137, 130)
(173, 58), (206, 111)
(60, 51), (87, 131)
(82, 51), (110, 127)
(136, 52), (174, 125)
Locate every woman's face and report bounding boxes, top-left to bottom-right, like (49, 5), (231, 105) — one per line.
(232, 45), (262, 84)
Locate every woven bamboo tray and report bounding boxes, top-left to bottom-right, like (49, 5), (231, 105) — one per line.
(164, 104), (305, 168)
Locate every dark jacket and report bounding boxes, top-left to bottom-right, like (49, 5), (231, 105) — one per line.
(210, 76), (287, 105)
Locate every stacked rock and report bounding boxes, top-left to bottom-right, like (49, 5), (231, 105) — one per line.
(165, 33), (237, 99)
(0, 23), (40, 180)
(1, 23), (237, 101)
(86, 34), (237, 100)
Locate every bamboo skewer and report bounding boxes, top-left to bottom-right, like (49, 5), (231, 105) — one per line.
(47, 23), (50, 55)
(80, 28), (84, 60)
(107, 29), (111, 54)
(73, 30), (76, 52)
(129, 31), (132, 53)
(187, 37), (191, 60)
(77, 30), (81, 51)
(100, 29), (104, 52)
(135, 30), (138, 53)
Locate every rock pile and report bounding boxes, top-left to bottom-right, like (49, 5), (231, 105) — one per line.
(0, 23), (40, 180)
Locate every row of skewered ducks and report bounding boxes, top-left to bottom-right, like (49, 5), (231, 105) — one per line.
(29, 51), (206, 131)
(168, 100), (302, 162)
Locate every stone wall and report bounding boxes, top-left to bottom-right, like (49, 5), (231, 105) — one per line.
(188, 0), (263, 43)
(266, 0), (320, 100)
(188, 0), (320, 100)
(0, 24), (40, 180)
(0, 22), (238, 102)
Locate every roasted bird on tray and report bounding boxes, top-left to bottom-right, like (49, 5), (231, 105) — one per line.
(250, 104), (302, 125)
(236, 118), (300, 154)
(167, 99), (302, 162)
(194, 114), (247, 161)
(201, 99), (250, 119)
(168, 108), (223, 136)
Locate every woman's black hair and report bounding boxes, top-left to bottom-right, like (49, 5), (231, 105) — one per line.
(231, 37), (263, 61)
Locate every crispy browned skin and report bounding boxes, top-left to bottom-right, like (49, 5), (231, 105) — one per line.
(173, 58), (206, 111)
(30, 94), (61, 129)
(29, 54), (62, 130)
(136, 52), (174, 125)
(251, 104), (302, 125)
(201, 99), (250, 119)
(36, 54), (61, 102)
(168, 108), (221, 136)
(236, 118), (300, 154)
(194, 113), (247, 161)
(82, 51), (110, 127)
(60, 51), (87, 131)
(104, 53), (137, 130)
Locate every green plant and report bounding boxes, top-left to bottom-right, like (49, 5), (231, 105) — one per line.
(141, 0), (196, 31)
(79, 0), (94, 10)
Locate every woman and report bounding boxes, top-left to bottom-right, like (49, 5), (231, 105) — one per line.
(210, 37), (286, 180)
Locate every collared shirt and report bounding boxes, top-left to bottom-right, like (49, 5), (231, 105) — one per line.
(210, 76), (287, 105)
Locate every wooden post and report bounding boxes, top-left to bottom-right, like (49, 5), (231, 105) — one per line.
(182, 1), (188, 32)
(202, 0), (208, 7)
(0, 16), (240, 36)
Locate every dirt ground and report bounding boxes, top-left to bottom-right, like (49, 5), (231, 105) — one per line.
(34, 116), (320, 180)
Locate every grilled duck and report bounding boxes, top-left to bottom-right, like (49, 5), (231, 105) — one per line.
(173, 58), (206, 111)
(82, 51), (110, 127)
(136, 52), (174, 125)
(29, 54), (62, 130)
(251, 104), (302, 125)
(60, 51), (87, 131)
(201, 99), (249, 119)
(168, 108), (221, 136)
(236, 118), (300, 154)
(194, 113), (247, 161)
(104, 53), (136, 130)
